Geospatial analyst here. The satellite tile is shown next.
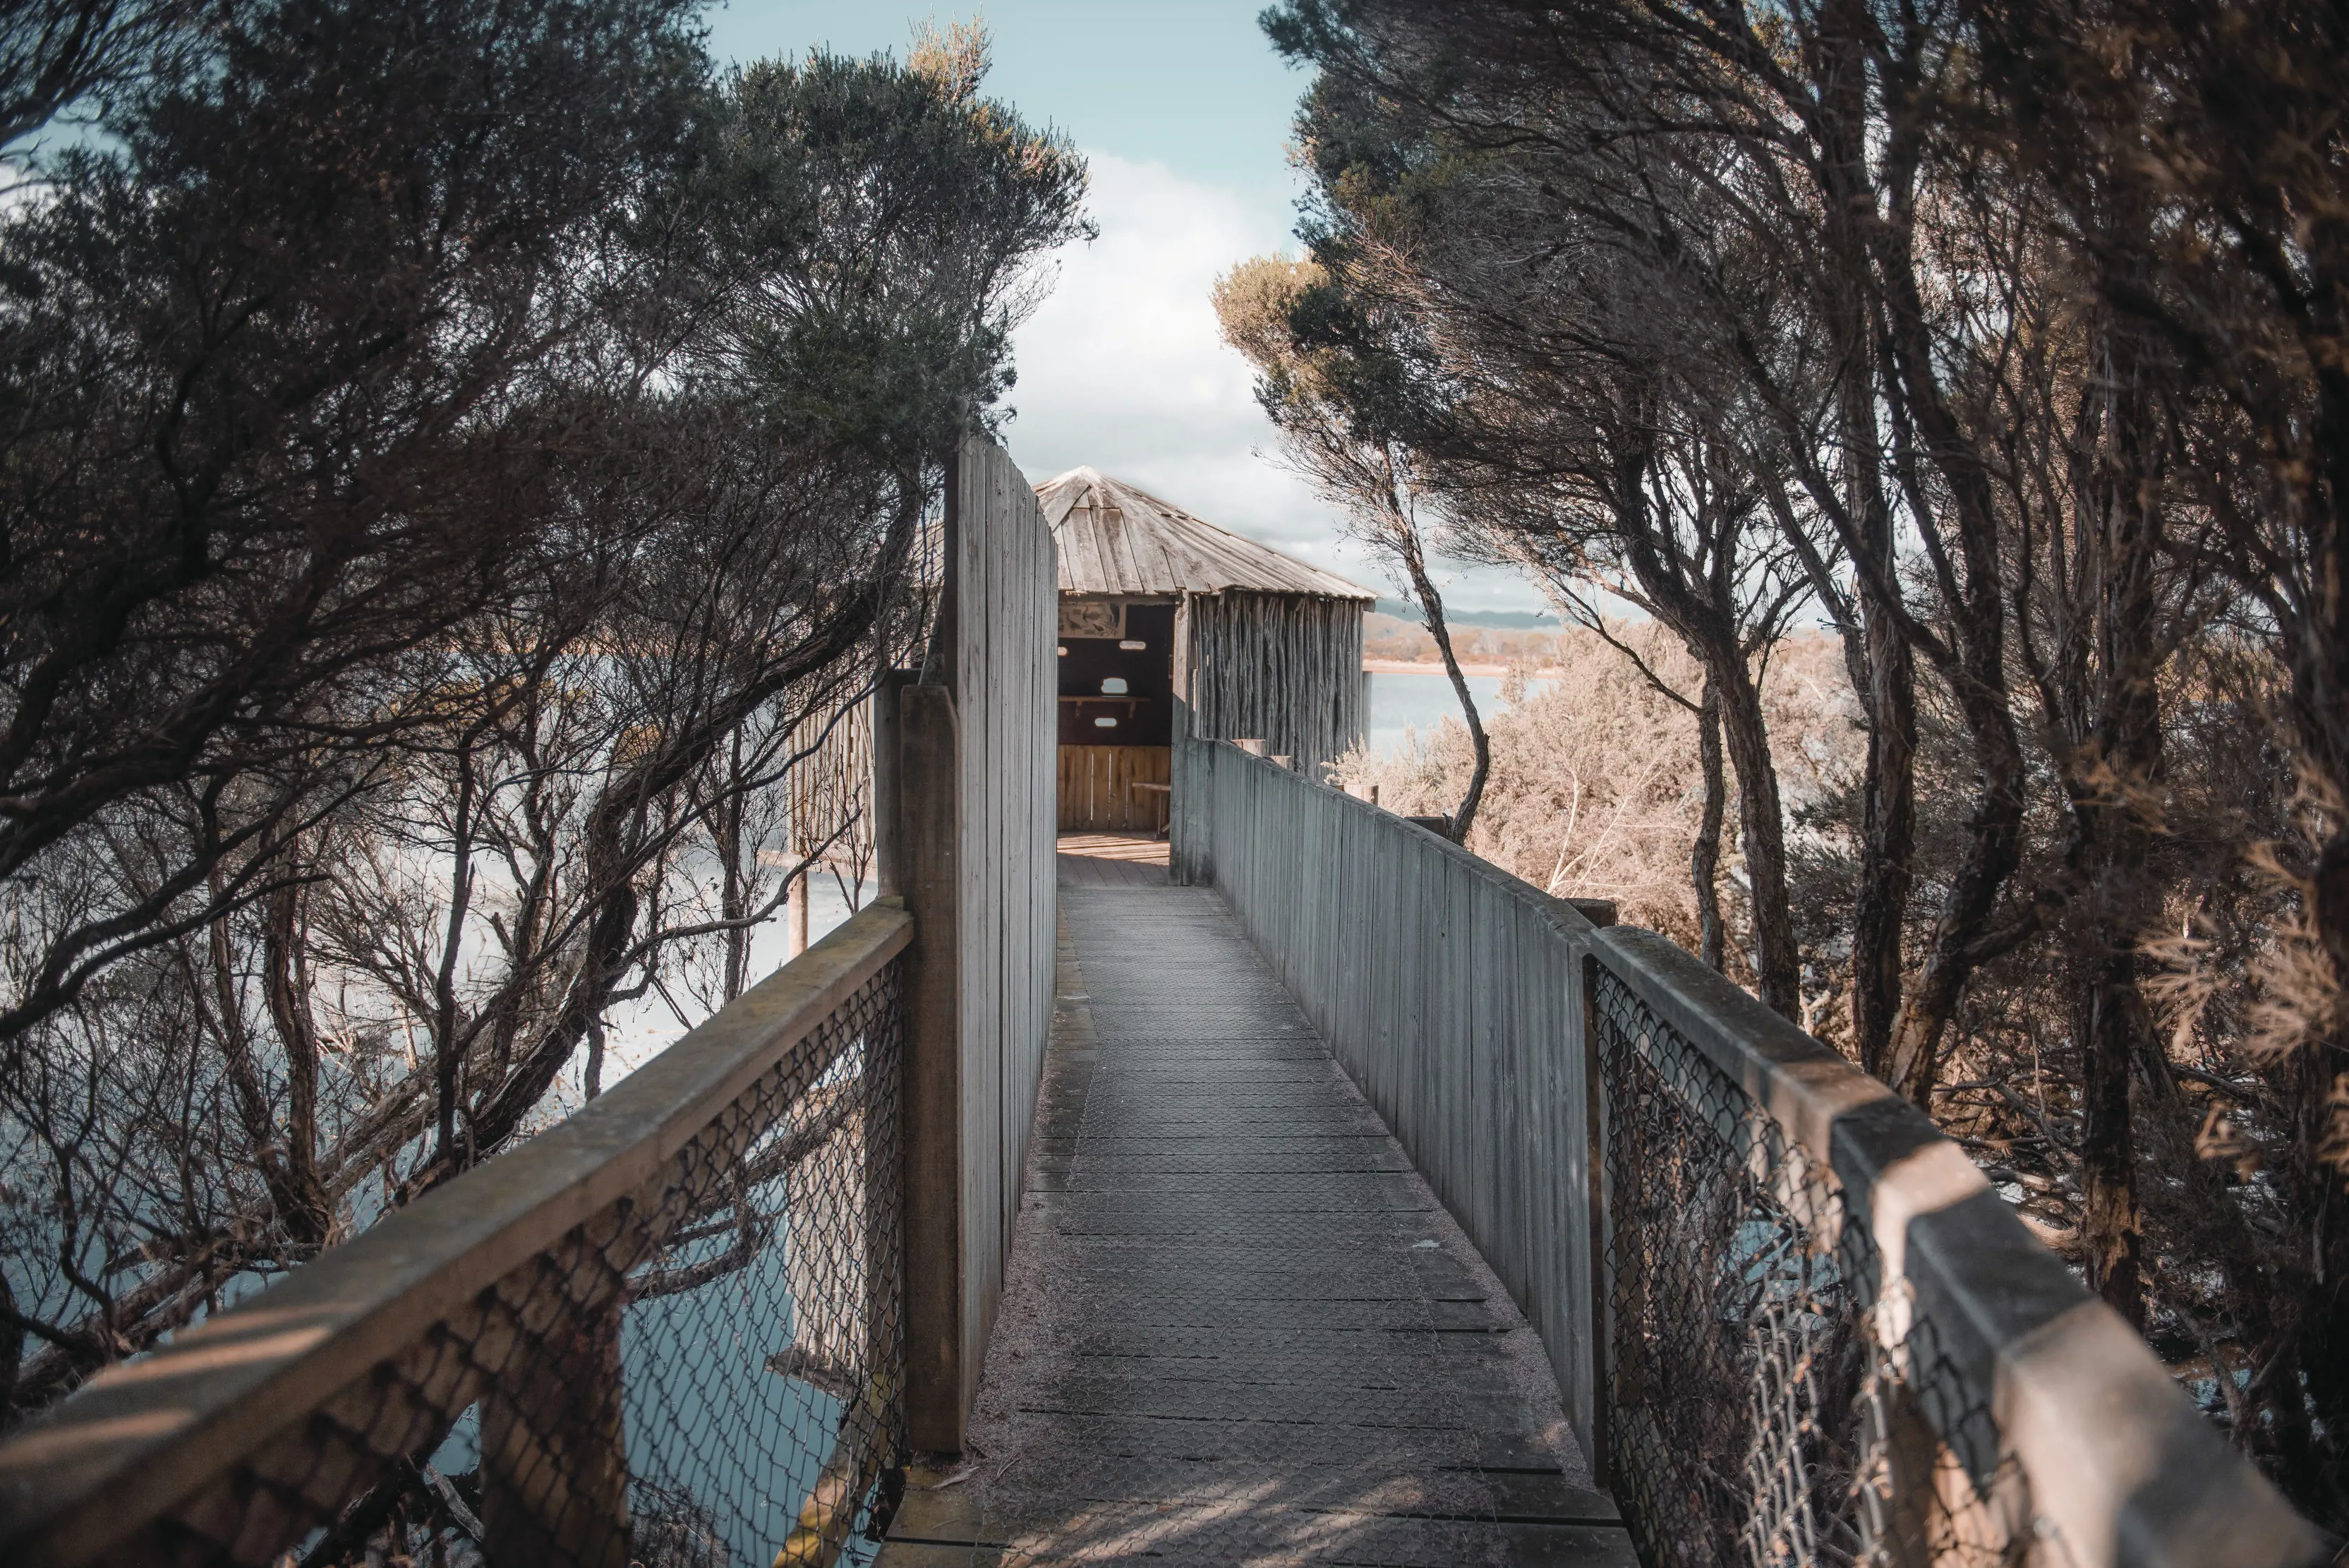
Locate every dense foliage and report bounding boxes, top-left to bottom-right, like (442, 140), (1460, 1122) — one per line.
(1252, 0), (2349, 1524)
(0, 0), (1087, 1445)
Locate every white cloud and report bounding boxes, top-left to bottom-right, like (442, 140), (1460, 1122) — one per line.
(1001, 151), (1546, 615)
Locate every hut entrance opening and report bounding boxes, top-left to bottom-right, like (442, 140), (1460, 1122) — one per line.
(1037, 466), (1375, 836)
(1057, 598), (1173, 833)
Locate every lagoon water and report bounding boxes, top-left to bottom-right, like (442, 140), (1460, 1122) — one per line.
(423, 876), (881, 1567)
(1364, 668), (1554, 760)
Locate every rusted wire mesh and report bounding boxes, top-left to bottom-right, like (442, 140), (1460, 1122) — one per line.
(147, 959), (907, 1568)
(1593, 965), (2030, 1568)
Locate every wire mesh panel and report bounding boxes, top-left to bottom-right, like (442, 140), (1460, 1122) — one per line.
(136, 957), (907, 1568)
(1593, 964), (2029, 1568)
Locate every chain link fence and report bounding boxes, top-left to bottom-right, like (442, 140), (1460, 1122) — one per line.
(1593, 963), (2031, 1568)
(10, 941), (908, 1568)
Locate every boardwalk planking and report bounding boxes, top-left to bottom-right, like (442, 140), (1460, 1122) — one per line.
(1055, 831), (1170, 889)
(1173, 737), (1608, 1453)
(878, 883), (1633, 1567)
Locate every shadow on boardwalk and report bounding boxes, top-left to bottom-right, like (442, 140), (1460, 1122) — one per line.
(878, 861), (1634, 1567)
(1056, 832), (1171, 889)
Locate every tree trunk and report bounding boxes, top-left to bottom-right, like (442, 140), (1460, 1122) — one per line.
(1812, 0), (1916, 1072)
(260, 875), (334, 1246)
(1852, 603), (1917, 1078)
(1883, 676), (2028, 1108)
(1869, 148), (2034, 1111)
(2067, 677), (2156, 1329)
(1693, 680), (1727, 972)
(1844, 414), (1918, 1076)
(2283, 1038), (2349, 1519)
(1715, 652), (1799, 1018)
(2079, 941), (2145, 1327)
(1403, 538), (1489, 843)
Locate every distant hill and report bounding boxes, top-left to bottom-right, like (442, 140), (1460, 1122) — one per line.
(1373, 597), (1561, 629)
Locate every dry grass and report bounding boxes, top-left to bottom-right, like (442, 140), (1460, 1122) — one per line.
(1331, 625), (1860, 955)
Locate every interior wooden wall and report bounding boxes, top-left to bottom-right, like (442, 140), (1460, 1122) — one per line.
(1183, 591), (1364, 774)
(1056, 744), (1171, 833)
(950, 436), (1059, 1417)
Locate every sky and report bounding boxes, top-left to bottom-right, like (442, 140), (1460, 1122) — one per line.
(702, 1), (1547, 615)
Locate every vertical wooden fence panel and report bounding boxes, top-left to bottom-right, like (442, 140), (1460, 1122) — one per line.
(902, 437), (1056, 1451)
(1172, 731), (2317, 1564)
(1183, 591), (1365, 773)
(1178, 732), (1603, 1456)
(950, 436), (1058, 1428)
(1055, 744), (1172, 833)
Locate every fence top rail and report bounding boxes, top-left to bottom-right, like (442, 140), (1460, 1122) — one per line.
(1200, 738), (1612, 933)
(0, 898), (914, 1567)
(1190, 738), (2320, 1564)
(1592, 924), (2326, 1568)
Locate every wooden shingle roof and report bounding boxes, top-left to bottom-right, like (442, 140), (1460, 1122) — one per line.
(1035, 467), (1375, 601)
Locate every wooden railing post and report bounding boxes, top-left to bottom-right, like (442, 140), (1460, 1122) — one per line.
(895, 681), (965, 1453)
(1580, 953), (1612, 1493)
(1169, 713), (1212, 887)
(1854, 1356), (1939, 1568)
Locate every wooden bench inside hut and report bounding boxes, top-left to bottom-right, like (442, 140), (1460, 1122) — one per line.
(1038, 467), (1374, 836)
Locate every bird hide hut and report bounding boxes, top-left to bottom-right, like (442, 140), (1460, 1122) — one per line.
(1037, 468), (1372, 832)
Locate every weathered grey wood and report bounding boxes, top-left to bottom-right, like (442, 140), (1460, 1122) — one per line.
(897, 683), (965, 1451)
(1054, 743), (1169, 833)
(1590, 925), (2326, 1568)
(1173, 732), (1605, 1458)
(946, 436), (1058, 1436)
(1055, 832), (1169, 889)
(0, 903), (914, 1568)
(877, 439), (1060, 1454)
(1178, 733), (2325, 1568)
(881, 891), (1631, 1568)
(1037, 467), (1373, 601)
(1183, 591), (1365, 773)
(871, 670), (912, 900)
(1577, 953), (1612, 1494)
(1038, 469), (1368, 778)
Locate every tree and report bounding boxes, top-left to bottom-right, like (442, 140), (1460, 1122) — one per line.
(0, 0), (200, 152)
(0, 0), (707, 1047)
(0, 11), (1089, 1423)
(1259, 0), (2349, 1524)
(1215, 255), (1490, 840)
(1965, 0), (2349, 1507)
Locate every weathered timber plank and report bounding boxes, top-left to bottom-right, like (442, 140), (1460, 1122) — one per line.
(885, 881), (1622, 1566)
(1177, 733), (1609, 1457)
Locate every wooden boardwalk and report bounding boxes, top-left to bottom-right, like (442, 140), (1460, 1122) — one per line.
(1056, 831), (1171, 888)
(878, 862), (1631, 1566)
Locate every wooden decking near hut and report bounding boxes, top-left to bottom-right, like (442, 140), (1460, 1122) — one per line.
(1056, 831), (1170, 888)
(876, 881), (1634, 1567)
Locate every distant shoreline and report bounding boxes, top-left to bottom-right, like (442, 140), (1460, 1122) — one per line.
(1363, 658), (1559, 678)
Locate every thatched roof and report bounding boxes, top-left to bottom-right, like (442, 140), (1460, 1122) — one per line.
(1036, 467), (1375, 601)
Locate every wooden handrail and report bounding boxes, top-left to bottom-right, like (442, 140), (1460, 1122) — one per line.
(1588, 927), (2324, 1568)
(1177, 735), (2326, 1568)
(0, 899), (914, 1568)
